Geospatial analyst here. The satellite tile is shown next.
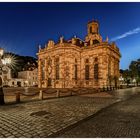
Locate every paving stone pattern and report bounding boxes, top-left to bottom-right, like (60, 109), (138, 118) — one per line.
(0, 95), (116, 138)
(57, 94), (140, 138)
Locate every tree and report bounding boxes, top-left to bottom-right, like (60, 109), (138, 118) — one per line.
(120, 69), (131, 85)
(129, 61), (138, 79)
(5, 52), (37, 78)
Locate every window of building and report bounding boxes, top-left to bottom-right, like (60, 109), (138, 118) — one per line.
(90, 26), (92, 33)
(95, 57), (98, 62)
(75, 64), (77, 80)
(86, 58), (89, 63)
(48, 78), (51, 87)
(56, 64), (59, 80)
(85, 65), (89, 80)
(56, 57), (59, 63)
(93, 39), (100, 44)
(56, 58), (59, 80)
(94, 63), (98, 80)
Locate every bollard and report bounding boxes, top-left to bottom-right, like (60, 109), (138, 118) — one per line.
(39, 90), (43, 100)
(107, 87), (109, 91)
(56, 89), (60, 97)
(16, 92), (20, 103)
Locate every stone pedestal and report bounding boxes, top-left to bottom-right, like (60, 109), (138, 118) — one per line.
(39, 90), (43, 100)
(16, 92), (20, 103)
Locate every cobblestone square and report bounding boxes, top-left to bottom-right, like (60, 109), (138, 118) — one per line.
(0, 91), (117, 138)
(0, 87), (140, 138)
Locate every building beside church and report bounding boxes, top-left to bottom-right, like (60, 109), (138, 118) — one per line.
(18, 68), (38, 86)
(37, 19), (121, 88)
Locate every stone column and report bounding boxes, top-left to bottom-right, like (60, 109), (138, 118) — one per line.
(38, 59), (42, 88)
(51, 58), (55, 88)
(45, 58), (48, 88)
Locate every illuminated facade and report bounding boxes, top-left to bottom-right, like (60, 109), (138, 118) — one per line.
(37, 20), (121, 88)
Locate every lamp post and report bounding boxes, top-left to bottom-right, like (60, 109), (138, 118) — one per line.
(0, 48), (11, 105)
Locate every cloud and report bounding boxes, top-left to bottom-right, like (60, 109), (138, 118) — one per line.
(111, 27), (140, 41)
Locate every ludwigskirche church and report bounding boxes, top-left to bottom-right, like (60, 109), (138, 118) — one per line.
(37, 19), (121, 88)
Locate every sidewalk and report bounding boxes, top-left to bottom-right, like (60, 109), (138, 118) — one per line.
(0, 93), (117, 138)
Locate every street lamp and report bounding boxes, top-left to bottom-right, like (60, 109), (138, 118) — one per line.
(0, 48), (11, 105)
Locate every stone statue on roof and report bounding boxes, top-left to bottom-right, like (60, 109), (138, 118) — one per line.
(60, 36), (64, 44)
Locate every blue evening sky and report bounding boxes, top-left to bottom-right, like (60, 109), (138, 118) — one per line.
(0, 2), (140, 70)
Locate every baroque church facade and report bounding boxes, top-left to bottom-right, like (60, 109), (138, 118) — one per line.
(37, 20), (121, 88)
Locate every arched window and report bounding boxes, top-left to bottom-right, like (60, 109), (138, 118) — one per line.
(48, 78), (52, 86)
(75, 64), (77, 80)
(93, 39), (100, 44)
(94, 64), (98, 80)
(56, 58), (59, 80)
(85, 65), (89, 80)
(86, 58), (89, 63)
(95, 57), (98, 62)
(90, 26), (92, 33)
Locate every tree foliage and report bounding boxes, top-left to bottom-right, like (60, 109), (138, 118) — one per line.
(5, 52), (37, 78)
(121, 59), (140, 85)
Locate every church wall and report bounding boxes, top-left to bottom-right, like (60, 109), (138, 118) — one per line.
(38, 45), (120, 89)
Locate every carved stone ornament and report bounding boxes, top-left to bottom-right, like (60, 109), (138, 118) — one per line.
(48, 40), (55, 48)
(60, 36), (64, 44)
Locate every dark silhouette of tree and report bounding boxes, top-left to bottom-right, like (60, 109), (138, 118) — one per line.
(5, 52), (37, 78)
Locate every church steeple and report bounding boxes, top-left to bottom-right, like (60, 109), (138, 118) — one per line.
(85, 19), (102, 43)
(87, 19), (99, 35)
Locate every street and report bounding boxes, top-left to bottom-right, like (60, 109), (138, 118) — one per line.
(0, 87), (140, 138)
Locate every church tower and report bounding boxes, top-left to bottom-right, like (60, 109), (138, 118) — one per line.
(87, 20), (99, 35)
(85, 19), (102, 44)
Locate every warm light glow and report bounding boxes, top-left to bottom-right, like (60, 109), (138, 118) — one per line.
(2, 57), (11, 65)
(2, 54), (17, 69)
(25, 81), (28, 84)
(0, 48), (4, 56)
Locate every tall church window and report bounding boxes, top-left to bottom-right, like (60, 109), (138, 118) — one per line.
(56, 58), (59, 80)
(75, 64), (77, 80)
(94, 63), (98, 80)
(85, 65), (89, 80)
(48, 78), (52, 86)
(90, 26), (92, 33)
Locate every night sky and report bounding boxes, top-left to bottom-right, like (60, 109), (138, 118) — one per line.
(0, 2), (140, 70)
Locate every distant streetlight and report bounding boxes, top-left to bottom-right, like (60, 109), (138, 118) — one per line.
(0, 48), (12, 105)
